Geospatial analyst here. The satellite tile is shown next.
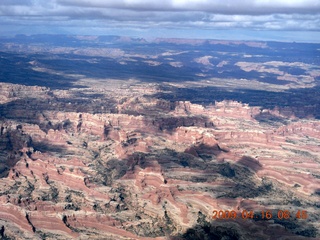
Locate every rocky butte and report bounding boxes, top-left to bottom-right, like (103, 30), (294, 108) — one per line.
(0, 35), (319, 239)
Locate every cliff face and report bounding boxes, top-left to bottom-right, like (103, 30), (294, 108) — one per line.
(0, 82), (319, 239)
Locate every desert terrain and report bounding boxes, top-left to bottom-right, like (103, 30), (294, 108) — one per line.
(0, 35), (319, 239)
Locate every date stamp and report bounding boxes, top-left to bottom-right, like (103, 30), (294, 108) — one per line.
(212, 210), (308, 220)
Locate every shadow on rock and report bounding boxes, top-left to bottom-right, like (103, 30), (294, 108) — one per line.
(152, 85), (320, 119)
(0, 127), (31, 178)
(237, 156), (263, 173)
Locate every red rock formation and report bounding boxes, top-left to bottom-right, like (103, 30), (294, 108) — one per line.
(0, 83), (319, 239)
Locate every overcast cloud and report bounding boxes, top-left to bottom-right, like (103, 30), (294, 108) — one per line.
(0, 0), (319, 42)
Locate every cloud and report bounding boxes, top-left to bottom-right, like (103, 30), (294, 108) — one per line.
(0, 0), (319, 40)
(57, 0), (320, 14)
(0, 0), (33, 6)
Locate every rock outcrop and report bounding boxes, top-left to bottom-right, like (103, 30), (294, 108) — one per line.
(0, 82), (319, 239)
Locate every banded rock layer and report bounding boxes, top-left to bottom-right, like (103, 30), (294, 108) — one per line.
(0, 83), (319, 239)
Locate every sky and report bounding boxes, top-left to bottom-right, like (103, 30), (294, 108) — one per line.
(0, 0), (320, 42)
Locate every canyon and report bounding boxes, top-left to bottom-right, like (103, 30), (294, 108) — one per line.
(0, 35), (319, 239)
(0, 80), (319, 239)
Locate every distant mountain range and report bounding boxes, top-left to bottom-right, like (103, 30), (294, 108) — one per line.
(1, 33), (309, 47)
